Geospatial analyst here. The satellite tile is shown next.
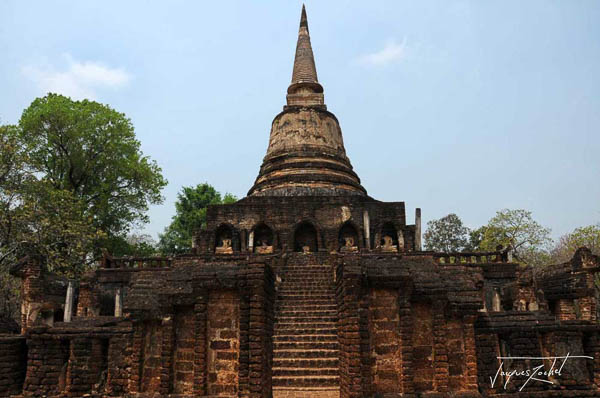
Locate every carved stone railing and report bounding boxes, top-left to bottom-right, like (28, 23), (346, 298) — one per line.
(433, 250), (509, 265)
(101, 254), (172, 269)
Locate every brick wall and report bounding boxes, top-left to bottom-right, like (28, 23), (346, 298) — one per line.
(412, 302), (434, 392)
(105, 334), (131, 396)
(0, 336), (26, 396)
(207, 290), (240, 396)
(446, 318), (466, 391)
(65, 337), (108, 396)
(367, 288), (401, 393)
(140, 320), (163, 392)
(172, 305), (195, 394)
(23, 338), (70, 396)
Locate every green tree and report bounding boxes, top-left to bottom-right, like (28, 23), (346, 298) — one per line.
(158, 183), (237, 255)
(108, 233), (158, 257)
(480, 209), (552, 266)
(18, 94), (167, 246)
(465, 226), (487, 252)
(0, 124), (28, 320)
(1, 126), (99, 318)
(551, 224), (600, 263)
(423, 213), (469, 252)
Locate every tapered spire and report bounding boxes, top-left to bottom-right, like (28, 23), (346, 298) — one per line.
(247, 5), (366, 197)
(287, 5), (325, 107)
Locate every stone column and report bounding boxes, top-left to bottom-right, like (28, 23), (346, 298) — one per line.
(248, 230), (254, 252)
(415, 208), (422, 251)
(114, 288), (122, 317)
(363, 210), (370, 250)
(241, 229), (248, 253)
(64, 281), (74, 323)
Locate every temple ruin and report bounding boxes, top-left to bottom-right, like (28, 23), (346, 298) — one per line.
(2, 5), (600, 398)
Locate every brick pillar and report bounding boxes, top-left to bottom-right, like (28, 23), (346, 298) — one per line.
(66, 337), (95, 396)
(579, 296), (597, 321)
(556, 299), (577, 320)
(106, 335), (130, 396)
(463, 316), (479, 391)
(128, 323), (144, 393)
(432, 300), (448, 393)
(398, 290), (414, 394)
(160, 314), (174, 395)
(246, 262), (272, 398)
(238, 293), (250, 395)
(193, 291), (208, 396)
(584, 333), (600, 387)
(337, 262), (362, 398)
(476, 333), (501, 394)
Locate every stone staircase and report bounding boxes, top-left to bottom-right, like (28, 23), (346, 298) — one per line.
(272, 254), (340, 398)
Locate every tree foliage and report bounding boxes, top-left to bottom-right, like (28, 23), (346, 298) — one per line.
(552, 224), (600, 263)
(479, 209), (552, 266)
(0, 94), (167, 319)
(423, 213), (469, 252)
(19, 94), (167, 238)
(158, 183), (236, 255)
(464, 226), (487, 252)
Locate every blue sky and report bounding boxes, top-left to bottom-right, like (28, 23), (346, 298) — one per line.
(1, 1), (599, 242)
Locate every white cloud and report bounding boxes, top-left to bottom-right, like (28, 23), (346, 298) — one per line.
(22, 54), (131, 100)
(358, 38), (407, 67)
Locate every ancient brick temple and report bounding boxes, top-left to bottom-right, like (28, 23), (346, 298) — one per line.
(2, 5), (600, 398)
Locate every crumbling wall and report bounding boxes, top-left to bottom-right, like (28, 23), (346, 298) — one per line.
(0, 336), (26, 396)
(207, 290), (240, 396)
(105, 334), (131, 396)
(140, 320), (163, 393)
(367, 288), (401, 393)
(23, 338), (69, 396)
(412, 301), (434, 392)
(476, 332), (501, 395)
(65, 337), (108, 396)
(446, 318), (466, 390)
(171, 305), (195, 394)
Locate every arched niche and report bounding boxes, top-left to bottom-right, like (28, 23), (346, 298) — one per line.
(380, 222), (399, 252)
(338, 222), (359, 252)
(253, 223), (274, 254)
(294, 221), (318, 253)
(215, 224), (237, 254)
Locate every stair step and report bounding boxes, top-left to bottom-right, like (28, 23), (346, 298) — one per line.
(273, 258), (339, 389)
(272, 367), (339, 377)
(278, 288), (334, 293)
(274, 341), (339, 350)
(276, 310), (337, 317)
(273, 334), (338, 342)
(273, 349), (338, 359)
(274, 328), (337, 335)
(278, 294), (335, 300)
(272, 358), (339, 368)
(275, 321), (336, 329)
(276, 316), (337, 323)
(272, 375), (339, 387)
(277, 305), (337, 311)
